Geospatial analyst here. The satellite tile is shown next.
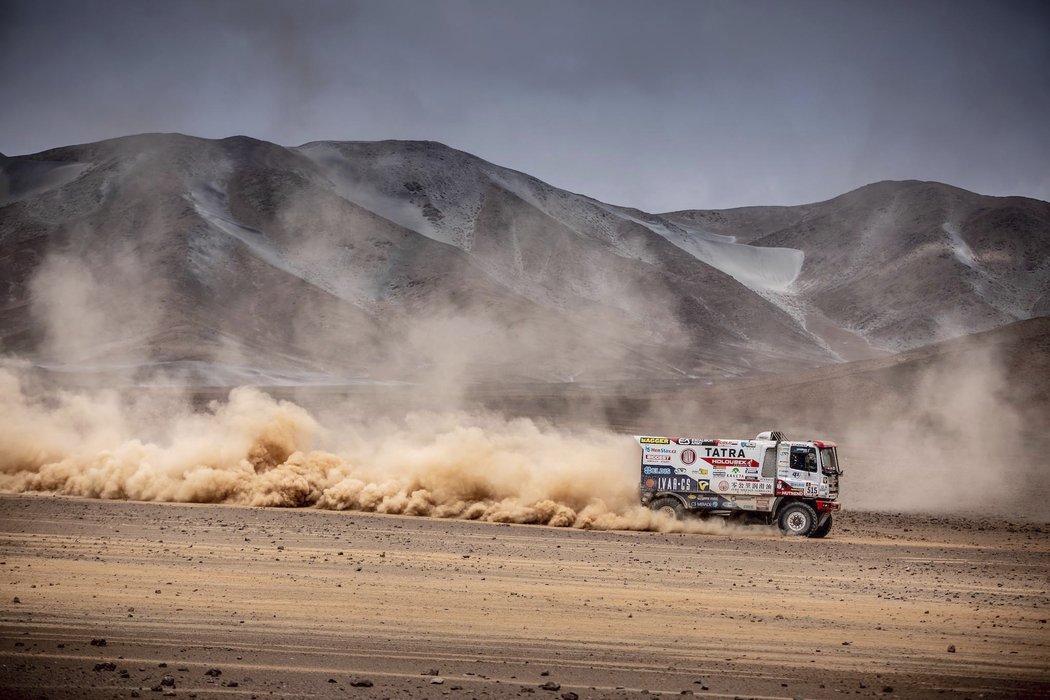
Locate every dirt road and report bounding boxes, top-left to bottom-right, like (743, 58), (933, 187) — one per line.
(1, 495), (1047, 699)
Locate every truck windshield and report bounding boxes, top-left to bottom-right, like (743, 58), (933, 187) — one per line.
(820, 448), (840, 475)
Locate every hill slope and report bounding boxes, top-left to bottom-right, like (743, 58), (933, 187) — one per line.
(1, 134), (1046, 385)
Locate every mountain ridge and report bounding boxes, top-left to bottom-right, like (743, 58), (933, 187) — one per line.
(1, 133), (1046, 386)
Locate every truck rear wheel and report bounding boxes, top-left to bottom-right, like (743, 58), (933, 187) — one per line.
(650, 497), (685, 520)
(810, 513), (833, 538)
(777, 502), (817, 536)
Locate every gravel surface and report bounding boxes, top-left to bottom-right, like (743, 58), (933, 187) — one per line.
(1, 495), (1047, 699)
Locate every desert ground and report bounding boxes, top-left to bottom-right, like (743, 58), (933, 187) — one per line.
(0, 495), (1047, 699)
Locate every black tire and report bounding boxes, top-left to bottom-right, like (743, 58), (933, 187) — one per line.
(809, 513), (833, 538)
(777, 501), (818, 536)
(650, 496), (685, 520)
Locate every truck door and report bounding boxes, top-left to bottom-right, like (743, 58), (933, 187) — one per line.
(790, 446), (820, 498)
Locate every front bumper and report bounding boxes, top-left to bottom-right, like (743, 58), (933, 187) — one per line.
(815, 500), (841, 512)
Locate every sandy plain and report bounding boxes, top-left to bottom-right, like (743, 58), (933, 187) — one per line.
(0, 495), (1047, 700)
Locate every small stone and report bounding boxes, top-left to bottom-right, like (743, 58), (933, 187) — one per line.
(431, 677), (445, 685)
(90, 638), (107, 647)
(561, 692), (579, 700)
(947, 645), (956, 653)
(540, 671), (550, 677)
(349, 678), (373, 687)
(93, 662), (117, 672)
(160, 675), (175, 687)
(226, 682), (238, 688)
(205, 669), (221, 677)
(540, 681), (561, 691)
(12, 597), (20, 604)
(424, 668), (440, 676)
(131, 692), (140, 698)
(882, 686), (894, 693)
(328, 678), (337, 683)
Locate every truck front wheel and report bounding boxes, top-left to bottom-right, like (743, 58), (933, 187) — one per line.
(650, 497), (685, 520)
(810, 513), (833, 538)
(778, 502), (817, 536)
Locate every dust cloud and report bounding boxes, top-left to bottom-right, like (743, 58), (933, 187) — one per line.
(833, 339), (1045, 516)
(0, 366), (772, 534)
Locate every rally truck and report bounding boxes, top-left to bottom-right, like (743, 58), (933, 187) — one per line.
(636, 431), (841, 537)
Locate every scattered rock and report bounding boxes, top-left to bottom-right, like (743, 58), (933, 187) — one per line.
(561, 692), (579, 700)
(431, 677), (445, 685)
(882, 686), (894, 693)
(540, 681), (561, 691)
(93, 662), (117, 672)
(423, 668), (440, 676)
(328, 678), (337, 683)
(90, 638), (107, 647)
(226, 681), (239, 688)
(349, 678), (373, 687)
(12, 597), (20, 604)
(131, 692), (140, 698)
(160, 675), (176, 687)
(205, 668), (221, 677)
(540, 671), (550, 677)
(947, 645), (956, 653)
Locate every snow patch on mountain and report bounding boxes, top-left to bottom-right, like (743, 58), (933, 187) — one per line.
(605, 207), (804, 292)
(943, 222), (978, 270)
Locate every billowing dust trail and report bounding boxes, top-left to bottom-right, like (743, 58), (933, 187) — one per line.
(0, 369), (767, 534)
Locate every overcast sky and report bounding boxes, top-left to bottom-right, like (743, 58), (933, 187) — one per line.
(1, 0), (1047, 210)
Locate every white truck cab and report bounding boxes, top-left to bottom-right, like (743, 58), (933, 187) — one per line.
(635, 431), (842, 537)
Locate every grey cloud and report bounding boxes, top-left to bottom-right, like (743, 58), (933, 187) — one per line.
(1, 0), (1047, 209)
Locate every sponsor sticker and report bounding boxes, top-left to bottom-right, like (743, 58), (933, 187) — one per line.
(655, 476), (705, 492)
(639, 437), (670, 444)
(644, 454), (672, 462)
(642, 466), (673, 475)
(703, 457), (760, 468)
(718, 480), (730, 491)
(732, 481), (774, 493)
(681, 449), (696, 465)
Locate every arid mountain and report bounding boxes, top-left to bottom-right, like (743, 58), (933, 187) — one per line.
(1, 134), (1046, 386)
(667, 181), (1050, 351)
